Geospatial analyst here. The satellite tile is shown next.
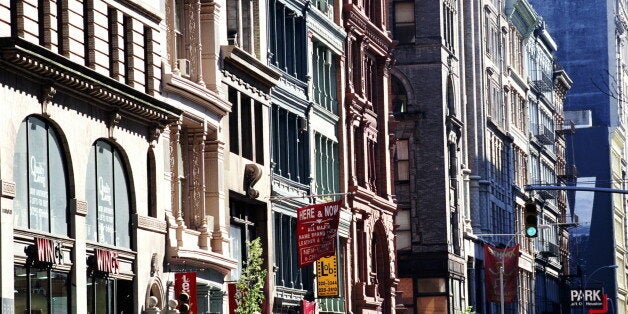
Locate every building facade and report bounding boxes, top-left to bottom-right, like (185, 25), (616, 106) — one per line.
(530, 0), (628, 312)
(390, 0), (470, 312)
(0, 1), (182, 313)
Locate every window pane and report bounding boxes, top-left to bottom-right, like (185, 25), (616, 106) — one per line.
(397, 161), (409, 181)
(31, 270), (50, 314)
(96, 141), (115, 245)
(28, 118), (50, 232)
(14, 121), (28, 228)
(50, 271), (69, 314)
(114, 150), (131, 248)
(230, 225), (243, 280)
(49, 128), (68, 235)
(14, 266), (28, 313)
(397, 140), (409, 160)
(395, 2), (414, 23)
(115, 279), (134, 313)
(241, 95), (253, 160)
(86, 146), (97, 242)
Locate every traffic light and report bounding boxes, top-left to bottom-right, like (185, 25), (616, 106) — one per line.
(524, 201), (538, 238)
(178, 292), (191, 314)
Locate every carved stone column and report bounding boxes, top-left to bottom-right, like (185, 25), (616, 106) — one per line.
(205, 139), (230, 254)
(188, 129), (211, 249)
(188, 0), (204, 86)
(169, 123), (185, 230)
(200, 1), (222, 92)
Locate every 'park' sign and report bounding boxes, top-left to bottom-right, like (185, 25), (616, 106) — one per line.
(569, 289), (603, 308)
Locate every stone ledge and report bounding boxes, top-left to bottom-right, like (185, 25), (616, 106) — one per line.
(134, 214), (167, 234)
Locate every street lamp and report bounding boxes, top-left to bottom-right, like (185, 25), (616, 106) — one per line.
(581, 264), (618, 314)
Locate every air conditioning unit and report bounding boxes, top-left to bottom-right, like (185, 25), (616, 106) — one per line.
(177, 58), (191, 77)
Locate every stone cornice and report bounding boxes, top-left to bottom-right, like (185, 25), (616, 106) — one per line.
(163, 72), (232, 117)
(0, 37), (182, 126)
(221, 45), (281, 88)
(343, 5), (393, 56)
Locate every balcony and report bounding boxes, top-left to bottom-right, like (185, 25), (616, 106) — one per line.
(538, 240), (560, 258)
(532, 123), (555, 145)
(531, 71), (553, 93)
(557, 164), (578, 181)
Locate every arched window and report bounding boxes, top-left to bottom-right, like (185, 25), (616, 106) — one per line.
(86, 140), (131, 248)
(13, 116), (69, 235)
(391, 76), (408, 113)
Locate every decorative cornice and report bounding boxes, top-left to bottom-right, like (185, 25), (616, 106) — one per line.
(0, 37), (182, 126)
(0, 180), (16, 199)
(221, 45), (281, 88)
(163, 72), (232, 117)
(134, 214), (168, 234)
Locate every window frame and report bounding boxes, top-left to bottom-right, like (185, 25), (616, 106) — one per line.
(13, 116), (70, 235)
(85, 140), (133, 249)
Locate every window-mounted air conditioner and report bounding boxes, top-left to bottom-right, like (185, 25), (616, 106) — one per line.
(177, 59), (191, 77)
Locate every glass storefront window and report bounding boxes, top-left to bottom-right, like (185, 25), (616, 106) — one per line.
(87, 276), (133, 314)
(86, 140), (132, 248)
(14, 266), (69, 314)
(14, 116), (69, 235)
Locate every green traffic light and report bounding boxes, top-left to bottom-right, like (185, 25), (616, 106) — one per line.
(526, 226), (537, 237)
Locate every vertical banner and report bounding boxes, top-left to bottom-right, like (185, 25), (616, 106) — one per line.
(175, 272), (198, 314)
(484, 244), (519, 303)
(302, 300), (316, 314)
(227, 283), (237, 314)
(296, 200), (342, 268)
(316, 254), (339, 297)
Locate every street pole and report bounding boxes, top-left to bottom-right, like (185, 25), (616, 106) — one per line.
(500, 264), (504, 314)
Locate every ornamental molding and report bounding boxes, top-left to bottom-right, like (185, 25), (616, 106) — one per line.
(71, 199), (88, 216)
(0, 180), (16, 199)
(0, 37), (181, 126)
(134, 214), (168, 234)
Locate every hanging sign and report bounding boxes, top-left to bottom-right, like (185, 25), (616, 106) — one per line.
(484, 244), (519, 303)
(316, 254), (339, 297)
(175, 272), (197, 314)
(296, 200), (342, 268)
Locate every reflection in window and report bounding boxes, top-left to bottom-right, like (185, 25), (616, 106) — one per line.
(394, 0), (415, 44)
(86, 140), (131, 248)
(87, 276), (133, 314)
(14, 116), (68, 235)
(14, 266), (69, 314)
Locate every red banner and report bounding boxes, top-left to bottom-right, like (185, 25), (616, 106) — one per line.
(484, 244), (519, 303)
(296, 200), (342, 268)
(302, 300), (316, 314)
(175, 272), (197, 314)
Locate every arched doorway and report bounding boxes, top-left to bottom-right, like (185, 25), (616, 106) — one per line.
(372, 220), (392, 314)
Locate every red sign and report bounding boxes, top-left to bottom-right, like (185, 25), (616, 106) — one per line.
(302, 300), (316, 314)
(588, 294), (608, 314)
(227, 283), (237, 314)
(95, 249), (119, 274)
(35, 237), (63, 265)
(175, 272), (197, 314)
(484, 244), (519, 303)
(296, 200), (342, 268)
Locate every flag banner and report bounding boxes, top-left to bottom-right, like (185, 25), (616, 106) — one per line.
(302, 300), (316, 314)
(296, 200), (342, 268)
(484, 244), (519, 303)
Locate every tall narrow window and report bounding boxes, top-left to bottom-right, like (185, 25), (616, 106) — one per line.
(396, 139), (409, 181)
(393, 0), (415, 44)
(13, 116), (69, 235)
(86, 140), (132, 248)
(147, 149), (157, 218)
(228, 86), (265, 164)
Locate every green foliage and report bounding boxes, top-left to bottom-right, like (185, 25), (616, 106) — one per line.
(235, 238), (267, 314)
(456, 306), (477, 314)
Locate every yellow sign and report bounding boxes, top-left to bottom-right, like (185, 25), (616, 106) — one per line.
(316, 255), (339, 297)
